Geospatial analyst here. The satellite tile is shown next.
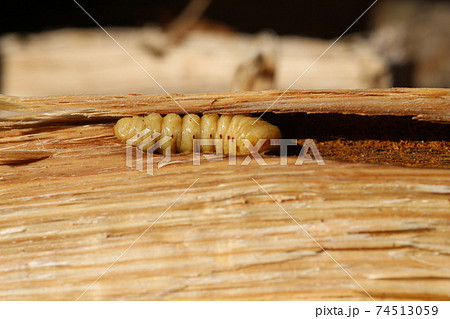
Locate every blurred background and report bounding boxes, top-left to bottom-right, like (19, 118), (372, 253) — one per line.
(0, 0), (448, 96)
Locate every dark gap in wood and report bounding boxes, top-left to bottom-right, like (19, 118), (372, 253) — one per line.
(264, 113), (449, 142)
(262, 113), (450, 168)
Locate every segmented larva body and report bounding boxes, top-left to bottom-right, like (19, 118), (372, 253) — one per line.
(114, 113), (281, 155)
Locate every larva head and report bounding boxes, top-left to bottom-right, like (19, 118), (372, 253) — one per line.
(238, 117), (281, 155)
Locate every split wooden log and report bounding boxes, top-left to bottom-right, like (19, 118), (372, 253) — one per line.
(0, 27), (392, 96)
(0, 89), (449, 300)
(1, 88), (449, 126)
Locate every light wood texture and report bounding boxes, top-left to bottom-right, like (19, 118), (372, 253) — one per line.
(0, 27), (391, 96)
(1, 88), (449, 126)
(0, 90), (449, 300)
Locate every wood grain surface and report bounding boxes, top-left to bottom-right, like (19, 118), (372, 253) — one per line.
(0, 89), (449, 300)
(1, 88), (449, 127)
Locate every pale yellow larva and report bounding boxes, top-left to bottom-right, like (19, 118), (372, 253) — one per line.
(114, 113), (281, 155)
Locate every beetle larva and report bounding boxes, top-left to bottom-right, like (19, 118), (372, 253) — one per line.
(114, 113), (281, 155)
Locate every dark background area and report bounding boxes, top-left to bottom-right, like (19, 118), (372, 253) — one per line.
(1, 0), (377, 38)
(1, 0), (448, 89)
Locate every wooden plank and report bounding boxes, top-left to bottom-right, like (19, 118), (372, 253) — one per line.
(1, 88), (449, 126)
(0, 90), (449, 300)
